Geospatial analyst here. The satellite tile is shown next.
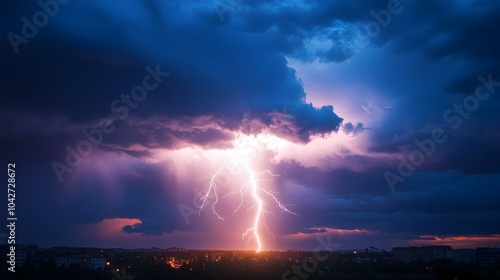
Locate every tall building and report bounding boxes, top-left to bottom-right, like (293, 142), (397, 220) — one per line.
(446, 249), (476, 264)
(17, 244), (38, 267)
(393, 246), (452, 263)
(55, 254), (84, 268)
(477, 248), (500, 267)
(87, 257), (106, 270)
(167, 247), (185, 253)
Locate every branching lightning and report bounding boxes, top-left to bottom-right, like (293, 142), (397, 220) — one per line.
(198, 136), (298, 252)
(198, 160), (227, 221)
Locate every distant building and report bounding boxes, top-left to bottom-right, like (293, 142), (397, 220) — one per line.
(55, 254), (84, 268)
(17, 244), (38, 267)
(477, 248), (500, 267)
(446, 249), (476, 264)
(393, 247), (421, 263)
(353, 257), (373, 264)
(167, 247), (185, 253)
(421, 246), (450, 262)
(367, 246), (384, 253)
(111, 248), (125, 253)
(87, 257), (106, 270)
(393, 246), (451, 263)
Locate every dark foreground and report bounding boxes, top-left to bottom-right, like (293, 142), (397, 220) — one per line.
(1, 248), (500, 280)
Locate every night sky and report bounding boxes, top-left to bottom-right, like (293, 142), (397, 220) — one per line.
(1, 0), (500, 251)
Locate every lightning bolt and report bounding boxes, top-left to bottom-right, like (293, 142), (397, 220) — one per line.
(198, 137), (298, 252)
(198, 159), (227, 221)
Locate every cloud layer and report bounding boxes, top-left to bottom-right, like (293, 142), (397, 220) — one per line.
(1, 0), (499, 250)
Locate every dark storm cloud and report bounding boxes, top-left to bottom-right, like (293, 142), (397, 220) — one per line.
(0, 0), (344, 244)
(276, 161), (500, 241)
(97, 116), (237, 153)
(228, 0), (500, 179)
(9, 157), (202, 243)
(238, 0), (500, 94)
(0, 0), (343, 147)
(299, 228), (327, 234)
(1, 0), (500, 249)
(369, 109), (500, 175)
(122, 219), (168, 236)
(343, 121), (366, 135)
(277, 160), (394, 196)
(386, 1), (500, 95)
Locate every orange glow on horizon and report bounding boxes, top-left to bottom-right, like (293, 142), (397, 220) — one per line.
(410, 234), (500, 248)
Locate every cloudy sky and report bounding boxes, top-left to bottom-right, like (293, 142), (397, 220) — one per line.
(1, 0), (499, 251)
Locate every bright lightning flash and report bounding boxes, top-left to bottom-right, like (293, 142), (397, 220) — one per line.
(198, 134), (298, 252)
